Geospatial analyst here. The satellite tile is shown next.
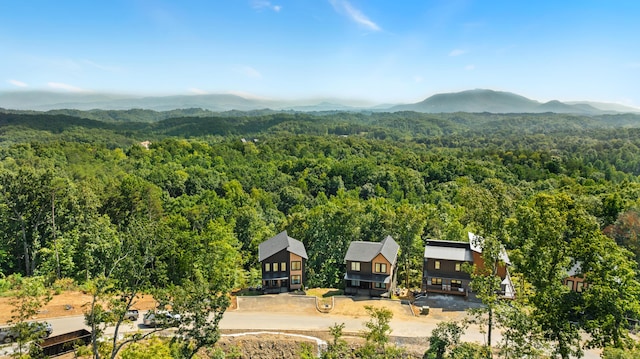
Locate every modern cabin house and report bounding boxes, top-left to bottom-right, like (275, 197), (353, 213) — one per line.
(422, 232), (514, 299)
(258, 231), (308, 293)
(344, 235), (400, 297)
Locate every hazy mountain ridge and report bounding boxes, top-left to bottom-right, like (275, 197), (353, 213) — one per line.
(1, 89), (638, 114)
(391, 89), (609, 114)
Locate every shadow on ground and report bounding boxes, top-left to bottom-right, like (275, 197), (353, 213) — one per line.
(414, 294), (484, 312)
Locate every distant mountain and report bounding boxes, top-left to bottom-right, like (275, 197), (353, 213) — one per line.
(1, 89), (638, 114)
(391, 89), (610, 114)
(565, 101), (640, 113)
(0, 91), (372, 112)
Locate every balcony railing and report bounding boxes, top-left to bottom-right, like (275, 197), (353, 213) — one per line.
(424, 284), (468, 296)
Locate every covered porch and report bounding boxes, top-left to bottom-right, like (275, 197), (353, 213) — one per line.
(262, 274), (289, 294)
(344, 273), (392, 297)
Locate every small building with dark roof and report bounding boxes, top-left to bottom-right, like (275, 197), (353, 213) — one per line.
(344, 235), (400, 297)
(259, 230), (308, 293)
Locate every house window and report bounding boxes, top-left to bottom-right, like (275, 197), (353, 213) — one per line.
(374, 282), (385, 289)
(565, 280), (574, 291)
(434, 261), (441, 270)
(455, 263), (461, 272)
(451, 280), (462, 288)
(265, 263), (271, 272)
(292, 275), (301, 285)
(576, 282), (584, 292)
(292, 261), (301, 270)
(374, 263), (387, 273)
(273, 263), (278, 272)
(281, 262), (286, 272)
(351, 280), (360, 286)
(431, 277), (442, 285)
(351, 262), (361, 271)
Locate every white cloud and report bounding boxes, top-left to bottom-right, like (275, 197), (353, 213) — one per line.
(449, 49), (466, 57)
(47, 82), (87, 92)
(189, 88), (208, 95)
(464, 64), (476, 71)
(8, 79), (28, 87)
(329, 0), (381, 31)
(235, 65), (262, 79)
(252, 1), (282, 12)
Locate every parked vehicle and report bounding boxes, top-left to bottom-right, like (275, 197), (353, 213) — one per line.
(0, 322), (52, 344)
(143, 311), (180, 327)
(122, 309), (139, 321)
(86, 308), (139, 325)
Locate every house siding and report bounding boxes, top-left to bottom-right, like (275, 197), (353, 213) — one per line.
(423, 257), (472, 296)
(345, 255), (395, 297)
(563, 275), (587, 292)
(262, 249), (291, 293)
(289, 252), (305, 290)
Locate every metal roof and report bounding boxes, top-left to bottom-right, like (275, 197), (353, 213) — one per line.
(344, 272), (391, 284)
(424, 245), (473, 262)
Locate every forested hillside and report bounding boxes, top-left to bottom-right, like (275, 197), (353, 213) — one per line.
(1, 110), (640, 356)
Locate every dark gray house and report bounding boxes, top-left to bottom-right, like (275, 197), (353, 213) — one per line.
(344, 235), (400, 297)
(259, 231), (308, 293)
(422, 233), (514, 299)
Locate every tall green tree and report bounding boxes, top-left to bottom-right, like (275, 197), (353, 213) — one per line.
(0, 168), (55, 276)
(166, 218), (241, 359)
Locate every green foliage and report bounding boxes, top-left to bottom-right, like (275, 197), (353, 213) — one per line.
(602, 344), (640, 359)
(362, 306), (393, 353)
(424, 321), (468, 359)
(8, 276), (52, 357)
(1, 109), (640, 357)
(120, 337), (173, 359)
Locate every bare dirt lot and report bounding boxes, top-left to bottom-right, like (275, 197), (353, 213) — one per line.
(0, 291), (157, 324)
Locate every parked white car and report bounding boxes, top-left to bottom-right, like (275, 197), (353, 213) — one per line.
(142, 311), (180, 327)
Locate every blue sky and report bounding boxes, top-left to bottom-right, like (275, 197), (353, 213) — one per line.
(1, 0), (639, 106)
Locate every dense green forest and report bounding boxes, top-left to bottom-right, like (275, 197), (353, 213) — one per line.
(1, 109), (640, 357)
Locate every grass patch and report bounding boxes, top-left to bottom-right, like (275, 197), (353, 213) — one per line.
(306, 288), (343, 298)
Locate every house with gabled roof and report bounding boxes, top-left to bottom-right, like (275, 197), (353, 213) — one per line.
(422, 232), (514, 299)
(344, 235), (400, 297)
(259, 230), (308, 294)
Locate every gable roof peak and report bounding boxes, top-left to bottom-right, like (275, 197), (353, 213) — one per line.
(259, 230), (308, 262)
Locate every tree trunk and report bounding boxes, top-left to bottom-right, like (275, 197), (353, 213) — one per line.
(488, 306), (493, 349)
(19, 220), (30, 276)
(52, 192), (61, 279)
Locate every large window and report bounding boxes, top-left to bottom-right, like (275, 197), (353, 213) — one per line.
(264, 263), (270, 272)
(431, 277), (442, 285)
(281, 262), (286, 271)
(351, 261), (361, 271)
(273, 263), (278, 272)
(374, 282), (385, 289)
(292, 275), (301, 285)
(434, 261), (441, 270)
(351, 280), (360, 286)
(374, 263), (387, 273)
(291, 261), (301, 270)
(451, 279), (462, 288)
(576, 282), (584, 292)
(455, 263), (461, 272)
